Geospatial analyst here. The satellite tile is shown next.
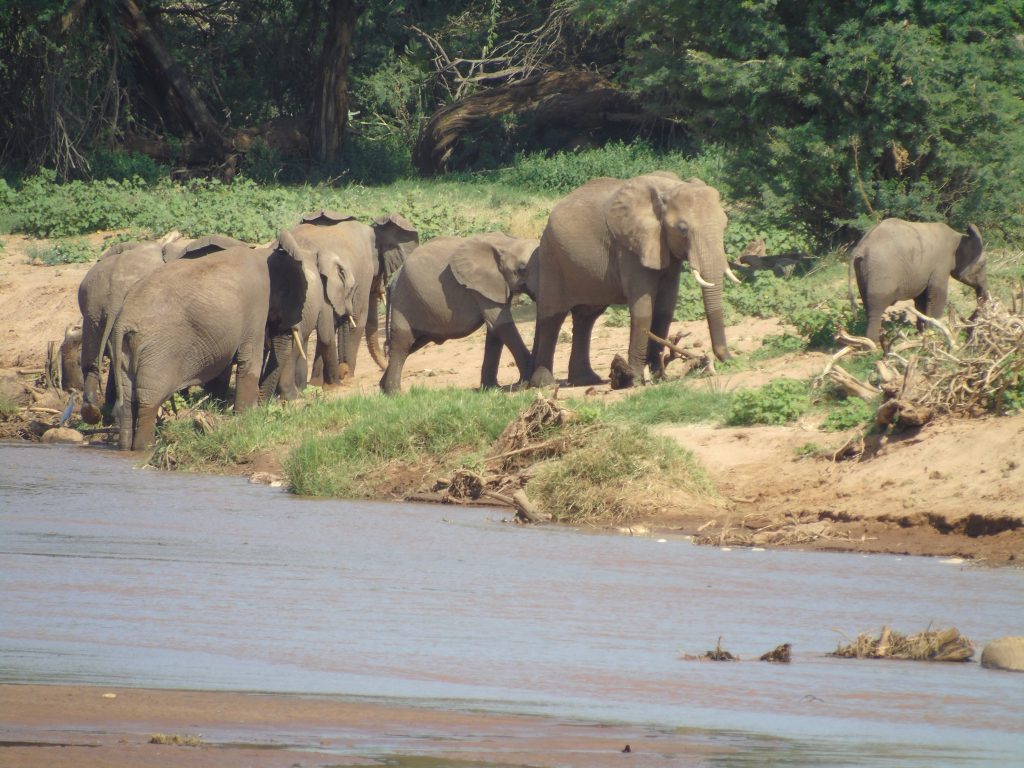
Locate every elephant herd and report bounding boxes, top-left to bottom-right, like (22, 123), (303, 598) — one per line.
(75, 170), (989, 452)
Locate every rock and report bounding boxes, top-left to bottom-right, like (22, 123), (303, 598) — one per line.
(981, 636), (1024, 672)
(41, 427), (85, 444)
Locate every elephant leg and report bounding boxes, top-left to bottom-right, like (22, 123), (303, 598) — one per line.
(131, 401), (160, 452)
(80, 319), (104, 424)
(309, 353), (324, 386)
(924, 283), (948, 320)
(626, 294), (654, 381)
(567, 305), (605, 386)
(380, 318), (414, 395)
(529, 310), (567, 388)
(337, 322), (363, 378)
(480, 329), (505, 389)
(260, 331), (299, 402)
(913, 292), (929, 333)
(101, 370), (117, 425)
(646, 275), (681, 378)
(318, 324), (341, 388)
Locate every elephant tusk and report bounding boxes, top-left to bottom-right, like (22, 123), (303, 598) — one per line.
(292, 328), (307, 360)
(348, 315), (356, 328)
(691, 268), (715, 288)
(724, 265), (743, 284)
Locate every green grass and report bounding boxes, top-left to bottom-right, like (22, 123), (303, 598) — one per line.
(25, 238), (94, 265)
(600, 380), (733, 425)
(525, 422), (715, 526)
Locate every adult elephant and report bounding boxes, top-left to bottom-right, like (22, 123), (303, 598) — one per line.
(381, 232), (539, 394)
(111, 240), (306, 451)
(529, 172), (737, 388)
(261, 210), (418, 399)
(851, 218), (988, 342)
(77, 233), (245, 423)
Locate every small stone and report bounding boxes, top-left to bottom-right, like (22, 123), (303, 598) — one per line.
(981, 636), (1024, 672)
(41, 427), (84, 444)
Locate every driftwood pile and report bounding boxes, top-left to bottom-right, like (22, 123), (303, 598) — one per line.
(693, 512), (849, 548)
(826, 298), (1024, 431)
(832, 626), (974, 662)
(437, 395), (579, 523)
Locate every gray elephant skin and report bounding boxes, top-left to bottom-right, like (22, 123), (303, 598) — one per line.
(529, 172), (734, 388)
(261, 210), (418, 400)
(381, 232), (539, 394)
(111, 241), (306, 451)
(851, 217), (988, 342)
(77, 233), (245, 423)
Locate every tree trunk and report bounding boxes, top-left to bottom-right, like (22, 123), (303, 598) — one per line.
(311, 0), (362, 164)
(115, 0), (224, 150)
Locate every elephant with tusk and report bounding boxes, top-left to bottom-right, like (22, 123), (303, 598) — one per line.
(261, 210), (419, 400)
(529, 171), (734, 388)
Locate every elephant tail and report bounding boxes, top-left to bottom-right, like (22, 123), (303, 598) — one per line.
(365, 278), (388, 371)
(847, 249), (857, 312)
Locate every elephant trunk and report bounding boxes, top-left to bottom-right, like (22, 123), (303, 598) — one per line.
(366, 285), (387, 371)
(691, 235), (732, 362)
(259, 329), (294, 402)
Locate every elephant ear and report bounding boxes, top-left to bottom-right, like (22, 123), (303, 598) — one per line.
(317, 249), (355, 316)
(606, 177), (668, 271)
(372, 212), (419, 286)
(267, 246), (308, 329)
(450, 239), (508, 304)
(175, 234), (248, 260)
(301, 209), (358, 226)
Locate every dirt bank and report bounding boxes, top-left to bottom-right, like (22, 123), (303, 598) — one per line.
(2, 236), (1022, 564)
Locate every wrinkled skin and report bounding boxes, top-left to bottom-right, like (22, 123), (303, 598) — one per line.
(111, 244), (306, 451)
(852, 218), (988, 342)
(76, 234), (245, 423)
(381, 232), (539, 394)
(260, 211), (418, 400)
(529, 172), (732, 388)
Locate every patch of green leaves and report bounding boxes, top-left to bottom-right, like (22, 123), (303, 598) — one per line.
(821, 397), (876, 432)
(726, 378), (810, 426)
(26, 238), (94, 265)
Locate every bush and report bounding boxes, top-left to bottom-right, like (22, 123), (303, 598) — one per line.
(26, 238), (94, 265)
(727, 378), (810, 426)
(822, 397), (876, 431)
(86, 149), (168, 184)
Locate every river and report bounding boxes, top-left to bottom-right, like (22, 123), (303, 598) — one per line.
(1, 442), (1022, 765)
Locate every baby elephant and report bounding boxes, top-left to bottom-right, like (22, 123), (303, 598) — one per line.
(851, 218), (988, 342)
(381, 232), (539, 394)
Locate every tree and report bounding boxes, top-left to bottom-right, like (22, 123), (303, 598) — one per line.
(311, 0), (363, 163)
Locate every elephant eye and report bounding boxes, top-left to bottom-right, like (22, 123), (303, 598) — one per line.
(675, 223), (689, 235)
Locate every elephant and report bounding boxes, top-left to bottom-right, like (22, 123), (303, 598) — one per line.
(380, 232), (539, 394)
(529, 172), (737, 388)
(110, 240), (306, 451)
(260, 210), (419, 400)
(851, 218), (988, 342)
(77, 232), (245, 423)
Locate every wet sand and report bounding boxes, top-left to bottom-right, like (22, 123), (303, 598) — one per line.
(0, 684), (725, 767)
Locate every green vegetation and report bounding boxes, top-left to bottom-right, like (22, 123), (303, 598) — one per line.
(727, 379), (812, 426)
(821, 397), (877, 432)
(0, 396), (20, 421)
(601, 381), (733, 425)
(25, 237), (94, 265)
(526, 423), (713, 525)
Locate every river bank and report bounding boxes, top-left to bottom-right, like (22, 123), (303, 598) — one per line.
(1, 236), (1022, 565)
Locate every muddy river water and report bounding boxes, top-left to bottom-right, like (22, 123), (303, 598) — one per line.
(1, 442), (1022, 765)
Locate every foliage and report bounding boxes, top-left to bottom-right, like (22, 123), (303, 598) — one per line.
(821, 397), (876, 432)
(0, 396), (20, 420)
(576, 1), (1024, 242)
(25, 238), (94, 265)
(726, 378), (811, 426)
(526, 423), (713, 525)
(86, 149), (168, 184)
(748, 333), (807, 362)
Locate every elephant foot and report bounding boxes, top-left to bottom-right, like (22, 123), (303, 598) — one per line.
(567, 369), (604, 387)
(529, 367), (555, 388)
(80, 402), (102, 425)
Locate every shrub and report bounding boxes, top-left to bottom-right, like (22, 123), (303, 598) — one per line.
(727, 378), (810, 426)
(26, 238), (94, 265)
(822, 397), (876, 431)
(86, 149), (168, 184)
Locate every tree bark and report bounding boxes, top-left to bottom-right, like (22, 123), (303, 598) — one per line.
(311, 0), (362, 163)
(115, 0), (224, 149)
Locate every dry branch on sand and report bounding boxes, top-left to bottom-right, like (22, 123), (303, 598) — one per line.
(435, 395), (576, 523)
(832, 626), (974, 662)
